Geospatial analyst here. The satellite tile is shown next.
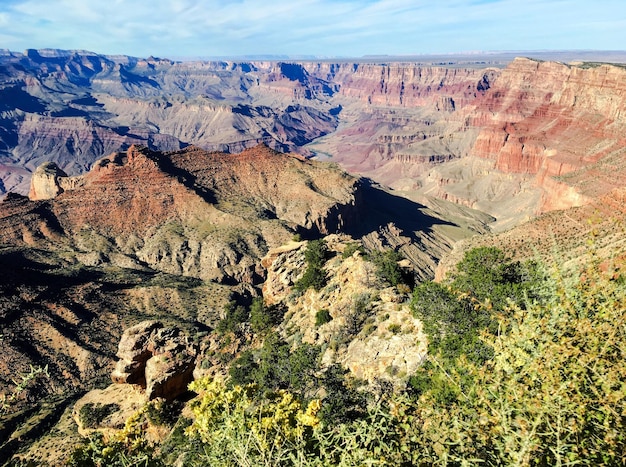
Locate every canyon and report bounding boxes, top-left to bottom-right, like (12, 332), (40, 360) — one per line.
(1, 48), (626, 464)
(2, 49), (626, 232)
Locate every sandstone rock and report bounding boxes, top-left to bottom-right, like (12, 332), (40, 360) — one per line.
(467, 58), (626, 215)
(28, 162), (68, 200)
(266, 235), (428, 387)
(111, 321), (197, 401)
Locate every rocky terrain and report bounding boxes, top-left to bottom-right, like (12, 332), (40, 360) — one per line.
(3, 49), (626, 232)
(0, 141), (488, 463)
(2, 48), (626, 464)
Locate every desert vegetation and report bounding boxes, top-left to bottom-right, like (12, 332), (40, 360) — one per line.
(65, 246), (626, 466)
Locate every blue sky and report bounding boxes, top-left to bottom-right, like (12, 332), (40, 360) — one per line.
(0, 0), (624, 58)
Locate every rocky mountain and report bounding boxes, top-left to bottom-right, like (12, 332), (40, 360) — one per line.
(2, 48), (626, 464)
(4, 49), (625, 234)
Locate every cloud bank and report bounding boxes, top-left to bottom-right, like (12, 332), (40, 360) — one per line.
(1, 0), (624, 58)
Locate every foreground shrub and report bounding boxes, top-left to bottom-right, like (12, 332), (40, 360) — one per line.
(414, 259), (626, 465)
(186, 378), (320, 466)
(68, 405), (162, 467)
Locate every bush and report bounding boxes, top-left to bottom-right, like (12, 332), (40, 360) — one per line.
(216, 301), (249, 335)
(78, 403), (120, 429)
(229, 334), (321, 399)
(249, 297), (285, 334)
(450, 246), (547, 310)
(341, 242), (364, 259)
(68, 406), (162, 467)
(186, 378), (321, 466)
(368, 249), (405, 286)
(295, 239), (328, 291)
(315, 309), (332, 327)
(410, 280), (492, 364)
(414, 258), (626, 465)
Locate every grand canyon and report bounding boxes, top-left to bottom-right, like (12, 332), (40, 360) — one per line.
(1, 48), (625, 465)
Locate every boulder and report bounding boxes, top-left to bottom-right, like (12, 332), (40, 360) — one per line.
(111, 321), (197, 400)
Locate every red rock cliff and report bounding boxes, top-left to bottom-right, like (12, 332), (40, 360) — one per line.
(305, 62), (498, 108)
(468, 58), (626, 211)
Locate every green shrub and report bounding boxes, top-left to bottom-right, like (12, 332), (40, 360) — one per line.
(450, 246), (547, 310)
(295, 239), (328, 291)
(249, 297), (285, 333)
(368, 249), (405, 286)
(414, 259), (626, 465)
(216, 301), (249, 335)
(315, 309), (332, 327)
(78, 403), (120, 429)
(341, 242), (364, 259)
(229, 334), (321, 399)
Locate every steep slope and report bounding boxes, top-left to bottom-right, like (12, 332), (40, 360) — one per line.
(416, 58), (626, 228)
(4, 144), (362, 284)
(436, 186), (626, 281)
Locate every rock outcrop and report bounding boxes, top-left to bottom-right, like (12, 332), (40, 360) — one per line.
(262, 235), (428, 386)
(112, 321), (197, 400)
(14, 144), (363, 283)
(466, 58), (626, 213)
(28, 161), (84, 200)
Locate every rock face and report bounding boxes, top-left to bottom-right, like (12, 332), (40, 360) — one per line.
(9, 144), (363, 283)
(261, 235), (428, 386)
(466, 58), (626, 213)
(304, 62), (497, 108)
(28, 162), (68, 200)
(112, 321), (197, 400)
(28, 161), (84, 200)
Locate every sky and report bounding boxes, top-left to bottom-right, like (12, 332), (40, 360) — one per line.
(0, 0), (624, 59)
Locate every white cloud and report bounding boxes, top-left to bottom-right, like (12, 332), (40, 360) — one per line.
(0, 0), (625, 57)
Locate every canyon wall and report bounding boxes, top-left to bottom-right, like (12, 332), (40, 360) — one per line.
(466, 58), (626, 212)
(2, 50), (626, 230)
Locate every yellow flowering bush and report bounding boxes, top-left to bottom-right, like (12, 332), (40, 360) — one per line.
(186, 377), (320, 466)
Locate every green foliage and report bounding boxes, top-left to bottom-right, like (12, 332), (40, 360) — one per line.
(342, 292), (373, 339)
(145, 399), (181, 427)
(314, 394), (420, 466)
(368, 249), (405, 286)
(314, 309), (332, 327)
(229, 333), (321, 399)
(79, 403), (120, 429)
(451, 246), (547, 309)
(228, 349), (258, 386)
(216, 300), (249, 335)
(413, 259), (626, 465)
(318, 364), (367, 426)
(410, 280), (493, 364)
(67, 406), (162, 467)
(341, 242), (364, 259)
(295, 239), (328, 291)
(249, 297), (285, 334)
